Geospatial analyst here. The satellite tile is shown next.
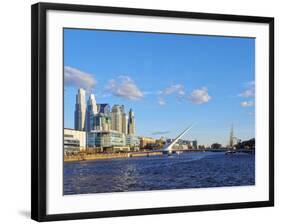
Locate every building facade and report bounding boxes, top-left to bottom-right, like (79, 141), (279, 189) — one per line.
(128, 108), (135, 135)
(64, 134), (80, 154)
(126, 135), (140, 149)
(97, 103), (110, 114)
(87, 130), (126, 148)
(139, 136), (156, 149)
(85, 94), (98, 131)
(74, 88), (86, 131)
(110, 105), (123, 133)
(93, 113), (112, 131)
(64, 128), (86, 151)
(122, 112), (128, 134)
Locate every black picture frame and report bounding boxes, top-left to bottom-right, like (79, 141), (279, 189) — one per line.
(31, 2), (274, 222)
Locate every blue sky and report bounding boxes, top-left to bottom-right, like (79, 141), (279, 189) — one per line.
(64, 28), (255, 146)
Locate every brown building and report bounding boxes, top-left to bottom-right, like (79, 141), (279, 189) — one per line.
(139, 137), (156, 149)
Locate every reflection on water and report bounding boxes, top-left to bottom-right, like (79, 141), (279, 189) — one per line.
(63, 152), (255, 195)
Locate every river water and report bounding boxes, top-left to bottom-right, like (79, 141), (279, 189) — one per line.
(64, 152), (255, 195)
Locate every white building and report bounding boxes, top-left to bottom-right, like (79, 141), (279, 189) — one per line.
(64, 128), (86, 151)
(110, 105), (123, 133)
(74, 88), (86, 131)
(86, 93), (98, 131)
(122, 112), (128, 134)
(64, 134), (80, 154)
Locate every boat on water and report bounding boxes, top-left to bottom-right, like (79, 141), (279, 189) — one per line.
(225, 150), (236, 155)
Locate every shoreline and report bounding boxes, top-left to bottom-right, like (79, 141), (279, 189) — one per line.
(64, 152), (163, 162)
(64, 148), (254, 163)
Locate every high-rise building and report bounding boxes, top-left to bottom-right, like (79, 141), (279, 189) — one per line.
(93, 113), (111, 131)
(85, 94), (98, 131)
(97, 103), (110, 114)
(122, 112), (128, 134)
(110, 105), (123, 133)
(128, 108), (135, 135)
(74, 88), (86, 131)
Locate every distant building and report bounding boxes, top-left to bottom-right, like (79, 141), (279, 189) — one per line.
(191, 140), (198, 149)
(87, 130), (126, 149)
(64, 128), (86, 152)
(85, 94), (98, 131)
(74, 88), (86, 131)
(155, 138), (166, 149)
(97, 103), (110, 114)
(128, 108), (135, 135)
(110, 105), (123, 133)
(166, 138), (197, 149)
(139, 136), (156, 149)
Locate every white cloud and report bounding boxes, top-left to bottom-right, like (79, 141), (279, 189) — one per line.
(188, 87), (211, 104)
(241, 101), (254, 107)
(158, 97), (166, 106)
(64, 66), (97, 91)
(160, 84), (185, 96)
(239, 81), (255, 98)
(157, 84), (185, 105)
(106, 76), (144, 100)
(240, 89), (255, 98)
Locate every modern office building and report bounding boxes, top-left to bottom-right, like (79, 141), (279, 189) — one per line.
(128, 108), (135, 135)
(126, 135), (140, 148)
(70, 88), (138, 150)
(93, 113), (112, 131)
(110, 105), (123, 133)
(74, 88), (86, 131)
(97, 103), (110, 114)
(64, 128), (86, 151)
(87, 130), (126, 148)
(122, 112), (128, 134)
(85, 94), (98, 131)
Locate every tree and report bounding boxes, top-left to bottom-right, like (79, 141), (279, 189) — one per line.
(211, 143), (222, 149)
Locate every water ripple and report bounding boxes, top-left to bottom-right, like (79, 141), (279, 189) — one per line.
(64, 152), (255, 195)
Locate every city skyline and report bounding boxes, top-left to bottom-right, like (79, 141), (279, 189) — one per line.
(73, 87), (136, 135)
(64, 28), (255, 145)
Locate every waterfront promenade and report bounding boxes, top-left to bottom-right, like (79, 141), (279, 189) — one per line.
(64, 151), (163, 162)
(64, 148), (254, 162)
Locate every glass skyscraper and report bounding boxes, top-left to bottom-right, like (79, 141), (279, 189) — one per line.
(85, 94), (98, 131)
(74, 88), (86, 131)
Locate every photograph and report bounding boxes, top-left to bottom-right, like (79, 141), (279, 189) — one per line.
(63, 28), (256, 195)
